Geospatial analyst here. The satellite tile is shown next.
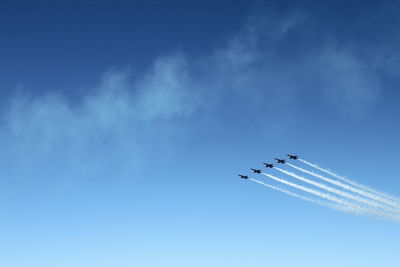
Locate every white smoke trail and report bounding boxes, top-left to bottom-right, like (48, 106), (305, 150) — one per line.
(262, 173), (400, 221)
(299, 159), (400, 203)
(250, 178), (360, 214)
(275, 167), (400, 215)
(287, 163), (400, 209)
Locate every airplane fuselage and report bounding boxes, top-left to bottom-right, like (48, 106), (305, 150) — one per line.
(251, 168), (261, 174)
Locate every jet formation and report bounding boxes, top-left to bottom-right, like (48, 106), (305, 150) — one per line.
(238, 154), (298, 178)
(238, 154), (400, 222)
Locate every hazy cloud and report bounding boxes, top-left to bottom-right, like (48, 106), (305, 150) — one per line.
(1, 7), (397, 178)
(318, 46), (381, 114)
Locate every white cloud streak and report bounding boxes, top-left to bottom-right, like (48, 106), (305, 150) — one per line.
(298, 159), (400, 203)
(275, 167), (400, 215)
(250, 178), (360, 215)
(287, 162), (400, 208)
(262, 173), (400, 222)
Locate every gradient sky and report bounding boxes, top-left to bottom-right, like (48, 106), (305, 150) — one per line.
(1, 1), (400, 266)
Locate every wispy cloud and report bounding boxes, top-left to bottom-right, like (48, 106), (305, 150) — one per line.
(317, 46), (381, 114)
(1, 6), (397, 180)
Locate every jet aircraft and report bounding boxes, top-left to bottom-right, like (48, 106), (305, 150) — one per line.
(287, 154), (298, 160)
(238, 174), (249, 179)
(274, 158), (286, 164)
(263, 163), (274, 168)
(251, 168), (262, 174)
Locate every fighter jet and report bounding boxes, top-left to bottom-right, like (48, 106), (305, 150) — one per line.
(238, 174), (249, 179)
(263, 163), (274, 168)
(274, 158), (286, 164)
(287, 154), (299, 160)
(251, 168), (262, 174)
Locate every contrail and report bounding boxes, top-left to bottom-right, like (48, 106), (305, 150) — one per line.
(298, 158), (400, 203)
(286, 163), (400, 209)
(262, 173), (400, 221)
(275, 167), (400, 215)
(250, 178), (360, 214)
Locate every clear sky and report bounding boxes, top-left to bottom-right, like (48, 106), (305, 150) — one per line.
(1, 1), (400, 266)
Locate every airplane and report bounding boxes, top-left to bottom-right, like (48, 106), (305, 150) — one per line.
(251, 168), (262, 174)
(287, 154), (299, 160)
(274, 158), (286, 164)
(263, 163), (274, 168)
(238, 174), (248, 179)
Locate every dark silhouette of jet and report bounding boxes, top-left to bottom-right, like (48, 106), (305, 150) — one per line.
(275, 158), (286, 164)
(251, 168), (262, 174)
(263, 163), (274, 168)
(238, 174), (248, 179)
(287, 154), (298, 160)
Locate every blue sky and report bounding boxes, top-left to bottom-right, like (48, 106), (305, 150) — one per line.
(1, 1), (400, 266)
